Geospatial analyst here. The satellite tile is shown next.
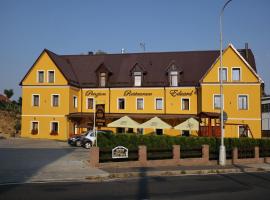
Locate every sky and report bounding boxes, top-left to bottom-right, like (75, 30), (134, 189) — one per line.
(0, 0), (269, 100)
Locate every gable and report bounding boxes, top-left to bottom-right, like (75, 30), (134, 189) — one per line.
(21, 51), (68, 86)
(201, 44), (262, 83)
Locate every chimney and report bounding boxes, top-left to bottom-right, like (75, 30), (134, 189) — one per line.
(245, 43), (249, 60)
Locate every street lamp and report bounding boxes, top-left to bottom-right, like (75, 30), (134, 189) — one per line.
(219, 0), (232, 166)
(93, 98), (97, 147)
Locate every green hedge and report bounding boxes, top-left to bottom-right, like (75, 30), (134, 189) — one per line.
(97, 133), (270, 151)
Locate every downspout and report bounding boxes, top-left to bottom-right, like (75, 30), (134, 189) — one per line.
(164, 87), (166, 115)
(80, 87), (83, 133)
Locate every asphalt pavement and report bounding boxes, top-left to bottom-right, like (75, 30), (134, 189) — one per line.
(0, 137), (108, 184)
(1, 172), (270, 200)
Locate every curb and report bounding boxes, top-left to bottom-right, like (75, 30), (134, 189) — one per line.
(85, 167), (269, 181)
(0, 167), (268, 185)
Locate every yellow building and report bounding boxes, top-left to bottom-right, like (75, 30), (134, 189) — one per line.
(20, 43), (263, 140)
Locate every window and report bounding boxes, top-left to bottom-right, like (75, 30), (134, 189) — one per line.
(51, 122), (59, 134)
(87, 98), (94, 109)
(219, 68), (227, 81)
(31, 121), (39, 135)
(262, 103), (270, 113)
(134, 72), (142, 86)
(136, 98), (144, 110)
(182, 130), (190, 137)
(100, 72), (106, 87)
(181, 98), (190, 110)
(48, 71), (55, 83)
(156, 129), (163, 135)
(137, 128), (144, 135)
(73, 96), (78, 108)
(116, 128), (125, 134)
(32, 95), (40, 107)
(155, 98), (163, 110)
(170, 71), (178, 86)
(238, 95), (248, 110)
(127, 128), (133, 133)
(52, 95), (59, 107)
(232, 68), (241, 81)
(118, 98), (125, 110)
(38, 71), (44, 83)
(239, 125), (248, 137)
(214, 95), (221, 109)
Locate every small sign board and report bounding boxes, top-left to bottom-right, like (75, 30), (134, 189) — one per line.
(112, 146), (128, 159)
(96, 104), (106, 127)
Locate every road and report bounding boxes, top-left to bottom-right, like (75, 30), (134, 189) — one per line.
(0, 138), (107, 184)
(1, 172), (270, 200)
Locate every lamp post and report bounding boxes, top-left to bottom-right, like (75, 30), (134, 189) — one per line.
(219, 0), (232, 166)
(93, 98), (97, 147)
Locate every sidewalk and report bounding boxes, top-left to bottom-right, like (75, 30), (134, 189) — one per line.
(85, 163), (270, 181)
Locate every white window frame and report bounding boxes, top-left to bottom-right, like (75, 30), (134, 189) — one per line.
(170, 71), (178, 87)
(50, 121), (59, 133)
(181, 97), (190, 111)
(232, 67), (241, 82)
(51, 94), (60, 107)
(218, 67), (228, 82)
(99, 72), (106, 87)
(213, 94), (224, 110)
(155, 97), (163, 110)
(237, 94), (249, 110)
(136, 97), (144, 110)
(30, 121), (39, 132)
(117, 97), (126, 110)
(238, 125), (249, 138)
(134, 72), (142, 87)
(37, 70), (45, 83)
(86, 97), (94, 110)
(32, 94), (40, 107)
(73, 95), (78, 108)
(47, 70), (55, 83)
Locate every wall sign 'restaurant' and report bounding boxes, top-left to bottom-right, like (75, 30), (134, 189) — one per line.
(112, 146), (128, 159)
(124, 90), (152, 96)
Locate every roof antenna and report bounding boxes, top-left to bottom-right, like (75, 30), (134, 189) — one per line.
(140, 42), (146, 52)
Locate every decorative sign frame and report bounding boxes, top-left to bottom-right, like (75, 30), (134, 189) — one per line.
(112, 146), (128, 159)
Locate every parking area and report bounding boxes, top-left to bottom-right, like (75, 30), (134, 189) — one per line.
(0, 137), (108, 184)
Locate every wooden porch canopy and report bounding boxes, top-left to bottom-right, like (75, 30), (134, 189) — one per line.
(198, 112), (221, 137)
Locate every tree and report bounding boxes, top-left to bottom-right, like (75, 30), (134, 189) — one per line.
(4, 89), (14, 99)
(17, 97), (22, 106)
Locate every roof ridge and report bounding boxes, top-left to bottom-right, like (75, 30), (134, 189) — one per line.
(59, 49), (220, 57)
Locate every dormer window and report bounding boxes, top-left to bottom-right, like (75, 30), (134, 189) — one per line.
(134, 72), (142, 86)
(130, 63), (146, 87)
(99, 72), (106, 87)
(170, 71), (178, 86)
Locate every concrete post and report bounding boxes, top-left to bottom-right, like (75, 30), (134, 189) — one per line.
(139, 145), (147, 166)
(89, 147), (100, 167)
(202, 145), (209, 162)
(255, 146), (259, 160)
(173, 145), (180, 161)
(232, 147), (238, 164)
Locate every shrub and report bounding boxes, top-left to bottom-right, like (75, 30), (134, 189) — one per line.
(97, 133), (270, 151)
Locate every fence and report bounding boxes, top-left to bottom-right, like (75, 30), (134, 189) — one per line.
(89, 145), (270, 168)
